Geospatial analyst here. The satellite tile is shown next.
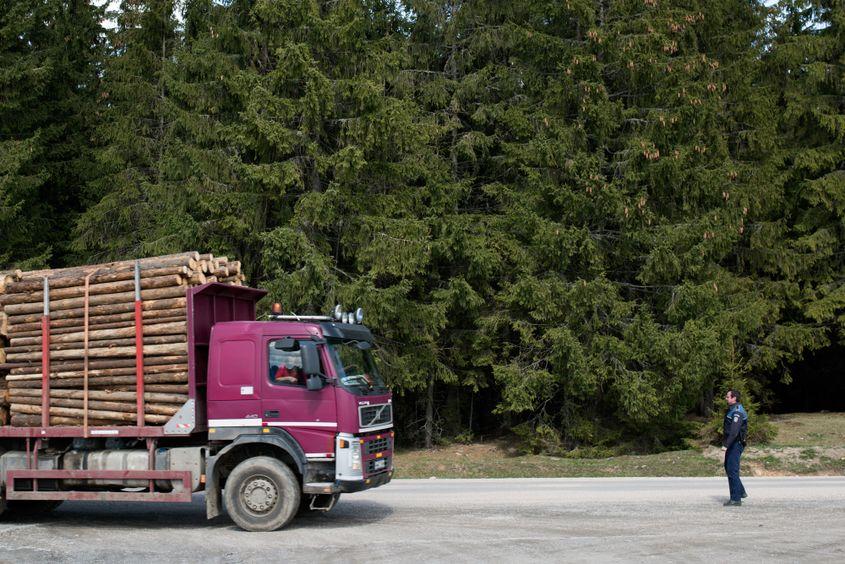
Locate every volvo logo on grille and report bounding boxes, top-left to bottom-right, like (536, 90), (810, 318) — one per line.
(359, 403), (392, 428)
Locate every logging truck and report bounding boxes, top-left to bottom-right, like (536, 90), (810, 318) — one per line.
(0, 280), (393, 531)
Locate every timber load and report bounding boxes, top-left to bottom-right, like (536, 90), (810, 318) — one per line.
(0, 252), (245, 427)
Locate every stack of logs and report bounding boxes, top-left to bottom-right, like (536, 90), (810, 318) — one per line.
(0, 252), (245, 427)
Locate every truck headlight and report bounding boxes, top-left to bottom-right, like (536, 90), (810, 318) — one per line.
(350, 440), (362, 471)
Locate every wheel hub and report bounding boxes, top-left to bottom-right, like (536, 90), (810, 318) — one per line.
(242, 476), (278, 513)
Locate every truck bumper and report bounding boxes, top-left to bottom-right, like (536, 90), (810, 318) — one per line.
(304, 470), (392, 494)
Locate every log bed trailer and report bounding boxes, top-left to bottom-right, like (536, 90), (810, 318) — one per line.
(0, 283), (394, 531)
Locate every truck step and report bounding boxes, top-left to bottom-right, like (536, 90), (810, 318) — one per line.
(303, 482), (338, 494)
(308, 493), (340, 512)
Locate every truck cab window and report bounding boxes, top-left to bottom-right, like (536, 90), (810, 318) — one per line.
(327, 340), (387, 395)
(269, 340), (306, 386)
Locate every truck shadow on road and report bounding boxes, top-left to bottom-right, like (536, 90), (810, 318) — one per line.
(7, 497), (394, 531)
(291, 500), (394, 530)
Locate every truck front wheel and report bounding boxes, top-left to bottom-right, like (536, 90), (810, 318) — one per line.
(224, 456), (300, 532)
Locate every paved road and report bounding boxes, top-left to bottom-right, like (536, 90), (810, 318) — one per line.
(1, 477), (844, 562)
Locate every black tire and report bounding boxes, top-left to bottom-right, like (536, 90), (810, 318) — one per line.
(223, 456), (300, 532)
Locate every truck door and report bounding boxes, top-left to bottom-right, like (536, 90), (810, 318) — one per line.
(207, 337), (262, 426)
(261, 337), (337, 459)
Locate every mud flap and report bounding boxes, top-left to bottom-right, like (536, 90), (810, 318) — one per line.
(205, 455), (221, 519)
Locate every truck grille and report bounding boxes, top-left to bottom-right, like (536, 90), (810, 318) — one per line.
(366, 456), (391, 474)
(366, 437), (390, 455)
(359, 403), (392, 429)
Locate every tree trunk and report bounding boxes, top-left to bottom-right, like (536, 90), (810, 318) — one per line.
(3, 284), (186, 316)
(13, 252), (199, 282)
(10, 313), (185, 339)
(9, 355), (188, 375)
(8, 388), (187, 403)
(11, 414), (114, 427)
(425, 376), (434, 449)
(4, 265), (190, 294)
(10, 320), (186, 347)
(6, 363), (188, 381)
(7, 297), (186, 325)
(10, 403), (169, 424)
(10, 396), (181, 416)
(4, 333), (186, 355)
(6, 342), (188, 362)
(7, 372), (189, 389)
(0, 274), (184, 306)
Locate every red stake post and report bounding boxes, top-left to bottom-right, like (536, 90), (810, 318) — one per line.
(134, 261), (145, 427)
(41, 277), (51, 428)
(83, 273), (93, 436)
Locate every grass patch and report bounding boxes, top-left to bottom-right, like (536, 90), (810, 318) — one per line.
(394, 444), (723, 479)
(767, 412), (845, 447)
(799, 448), (817, 460)
(394, 412), (845, 479)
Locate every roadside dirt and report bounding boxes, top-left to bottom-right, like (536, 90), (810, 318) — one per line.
(701, 445), (845, 476)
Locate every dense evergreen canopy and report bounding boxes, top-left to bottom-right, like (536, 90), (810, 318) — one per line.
(0, 0), (842, 449)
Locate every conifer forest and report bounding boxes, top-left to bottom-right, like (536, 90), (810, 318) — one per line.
(1, 0), (843, 450)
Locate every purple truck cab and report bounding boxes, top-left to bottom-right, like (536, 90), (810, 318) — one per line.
(205, 320), (394, 483)
(194, 284), (395, 529)
(0, 283), (394, 532)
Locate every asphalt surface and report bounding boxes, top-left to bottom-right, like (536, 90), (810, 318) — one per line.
(1, 477), (844, 562)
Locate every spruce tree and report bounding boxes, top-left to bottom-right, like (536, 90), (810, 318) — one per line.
(1, 0), (102, 267)
(408, 0), (799, 447)
(164, 0), (298, 278)
(174, 1), (487, 445)
(74, 0), (190, 260)
(767, 1), (845, 350)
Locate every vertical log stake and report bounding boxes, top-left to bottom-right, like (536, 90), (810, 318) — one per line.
(41, 277), (51, 428)
(134, 261), (145, 427)
(83, 273), (93, 436)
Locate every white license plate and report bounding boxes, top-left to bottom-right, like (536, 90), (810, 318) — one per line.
(373, 458), (386, 471)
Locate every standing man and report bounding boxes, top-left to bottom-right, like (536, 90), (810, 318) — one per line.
(723, 389), (748, 506)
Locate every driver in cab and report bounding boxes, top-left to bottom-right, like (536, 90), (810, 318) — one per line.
(273, 360), (304, 385)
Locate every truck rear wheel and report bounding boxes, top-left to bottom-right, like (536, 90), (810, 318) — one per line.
(224, 456), (300, 532)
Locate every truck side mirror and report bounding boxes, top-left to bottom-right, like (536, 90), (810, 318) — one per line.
(306, 374), (324, 391)
(300, 341), (321, 376)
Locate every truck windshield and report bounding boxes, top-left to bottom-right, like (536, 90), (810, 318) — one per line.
(327, 340), (387, 395)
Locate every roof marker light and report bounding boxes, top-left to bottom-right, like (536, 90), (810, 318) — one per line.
(355, 308), (364, 324)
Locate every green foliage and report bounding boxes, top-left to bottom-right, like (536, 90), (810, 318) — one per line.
(513, 422), (566, 456)
(766, 0), (845, 338)
(1, 0), (103, 267)
(73, 0), (196, 260)
(4, 0), (843, 451)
